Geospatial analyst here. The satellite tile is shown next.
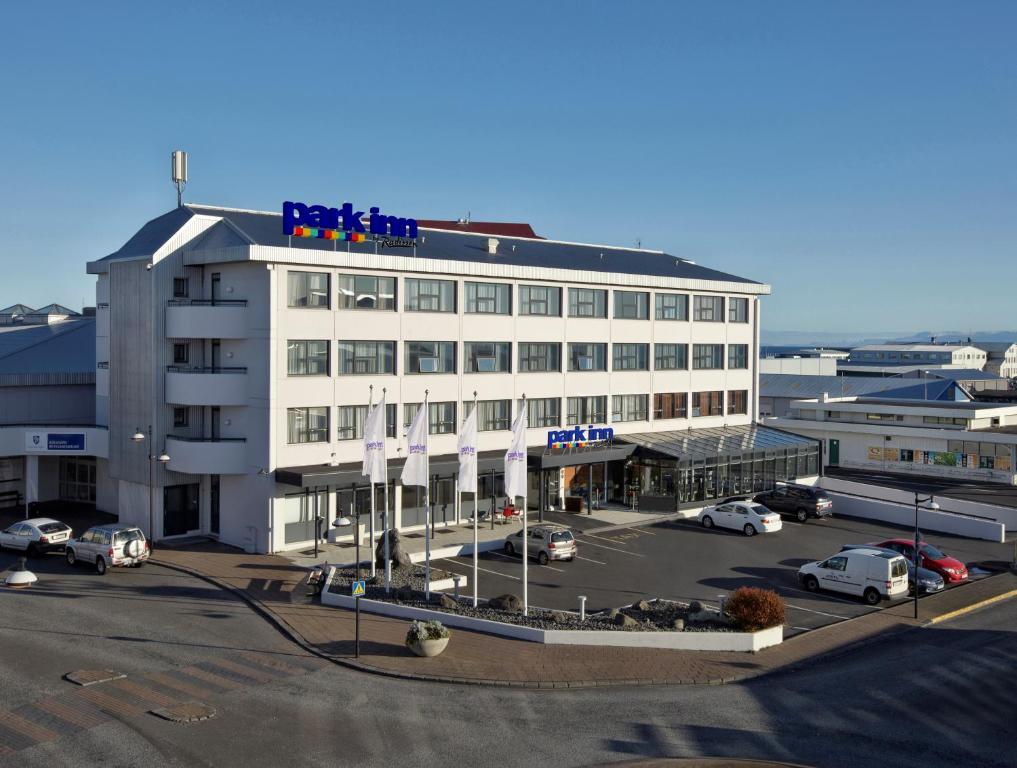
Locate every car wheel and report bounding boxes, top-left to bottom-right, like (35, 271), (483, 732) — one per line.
(796, 508), (808, 523)
(701, 516), (714, 529)
(743, 524), (756, 537)
(26, 543), (40, 558)
(504, 541), (515, 555)
(134, 561), (145, 568)
(863, 587), (881, 606)
(95, 557), (107, 576)
(65, 548), (76, 567)
(803, 575), (819, 592)
(538, 551), (549, 566)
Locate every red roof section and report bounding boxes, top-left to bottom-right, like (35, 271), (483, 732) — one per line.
(416, 220), (541, 239)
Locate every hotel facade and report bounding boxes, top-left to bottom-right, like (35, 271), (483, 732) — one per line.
(78, 202), (817, 553)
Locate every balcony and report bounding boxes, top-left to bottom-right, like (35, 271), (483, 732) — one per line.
(166, 300), (247, 339)
(165, 367), (248, 406)
(165, 436), (247, 475)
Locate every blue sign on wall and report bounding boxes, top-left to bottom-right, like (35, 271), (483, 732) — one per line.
(48, 433), (86, 451)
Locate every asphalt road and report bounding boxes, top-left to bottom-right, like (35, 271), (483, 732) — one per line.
(827, 466), (1017, 509)
(439, 514), (1007, 636)
(2, 555), (1015, 768)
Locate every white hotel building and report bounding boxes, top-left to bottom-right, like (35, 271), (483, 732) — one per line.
(83, 203), (818, 553)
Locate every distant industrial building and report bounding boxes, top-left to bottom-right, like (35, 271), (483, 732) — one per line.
(972, 341), (1017, 380)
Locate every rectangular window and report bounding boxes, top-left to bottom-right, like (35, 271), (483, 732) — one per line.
(693, 344), (725, 369)
(518, 285), (561, 316)
(654, 343), (688, 370)
(568, 288), (607, 318)
(568, 342), (607, 372)
(464, 399), (512, 431)
(173, 343), (189, 365)
(612, 343), (649, 371)
(464, 342), (511, 373)
(728, 297), (749, 323)
(405, 278), (456, 312)
(173, 277), (189, 298)
(337, 404), (397, 440)
(287, 406), (329, 443)
(727, 390), (748, 415)
(653, 392), (688, 420)
(693, 295), (724, 322)
(173, 407), (189, 428)
(465, 282), (511, 314)
(287, 340), (330, 376)
(518, 342), (561, 372)
(612, 394), (648, 422)
(691, 391), (724, 417)
(613, 290), (649, 320)
(654, 293), (688, 321)
(522, 397), (560, 428)
(404, 402), (457, 435)
(405, 341), (456, 374)
(287, 271), (330, 308)
(728, 344), (749, 369)
(337, 341), (395, 375)
(566, 396), (607, 424)
(337, 274), (396, 310)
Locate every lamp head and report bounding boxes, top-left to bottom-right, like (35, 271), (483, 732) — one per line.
(131, 431), (145, 442)
(158, 454), (171, 463)
(334, 517), (352, 528)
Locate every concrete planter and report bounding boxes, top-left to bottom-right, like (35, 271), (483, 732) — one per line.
(408, 637), (449, 657)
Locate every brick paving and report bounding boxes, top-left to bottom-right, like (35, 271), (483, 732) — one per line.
(152, 541), (1017, 688)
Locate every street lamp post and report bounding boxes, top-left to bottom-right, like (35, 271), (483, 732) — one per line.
(131, 426), (170, 545)
(913, 492), (941, 619)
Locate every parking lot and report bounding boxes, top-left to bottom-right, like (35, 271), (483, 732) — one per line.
(439, 512), (1010, 637)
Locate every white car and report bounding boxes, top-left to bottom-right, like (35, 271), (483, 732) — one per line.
(65, 524), (150, 575)
(698, 501), (782, 536)
(799, 548), (909, 605)
(0, 518), (73, 557)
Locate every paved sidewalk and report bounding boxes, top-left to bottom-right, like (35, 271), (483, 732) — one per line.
(152, 541), (1017, 688)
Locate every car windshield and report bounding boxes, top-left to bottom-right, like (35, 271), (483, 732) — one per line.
(38, 522), (68, 533)
(921, 544), (945, 559)
(550, 531), (573, 543)
(115, 529), (145, 544)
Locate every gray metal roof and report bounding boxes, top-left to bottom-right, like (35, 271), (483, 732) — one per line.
(928, 368), (1004, 381)
(96, 204), (764, 286)
(0, 318), (96, 376)
(0, 304), (35, 315)
(761, 373), (941, 399)
(618, 425), (817, 462)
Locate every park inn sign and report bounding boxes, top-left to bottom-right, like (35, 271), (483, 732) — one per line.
(546, 425), (614, 450)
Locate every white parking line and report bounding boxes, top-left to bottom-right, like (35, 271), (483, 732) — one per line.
(486, 550), (565, 572)
(575, 538), (646, 557)
(629, 526), (656, 535)
(783, 585), (868, 605)
(575, 555), (607, 565)
(438, 558), (520, 581)
(785, 603), (852, 620)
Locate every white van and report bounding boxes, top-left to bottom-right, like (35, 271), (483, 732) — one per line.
(798, 548), (909, 605)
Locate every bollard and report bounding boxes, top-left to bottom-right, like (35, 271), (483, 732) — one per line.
(453, 574), (461, 601)
(578, 595), (587, 622)
(718, 594), (727, 617)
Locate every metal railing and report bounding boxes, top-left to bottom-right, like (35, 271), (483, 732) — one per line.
(165, 366), (247, 373)
(166, 299), (247, 306)
(166, 435), (246, 443)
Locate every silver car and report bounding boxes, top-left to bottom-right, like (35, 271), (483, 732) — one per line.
(0, 518), (73, 557)
(65, 525), (150, 575)
(504, 524), (577, 565)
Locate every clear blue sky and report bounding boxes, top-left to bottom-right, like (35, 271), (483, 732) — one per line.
(1, 1), (1013, 333)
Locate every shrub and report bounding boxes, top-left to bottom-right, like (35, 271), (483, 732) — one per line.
(405, 619), (450, 645)
(724, 587), (785, 631)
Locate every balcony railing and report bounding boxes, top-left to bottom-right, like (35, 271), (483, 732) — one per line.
(165, 301), (248, 339)
(166, 366), (247, 373)
(167, 299), (248, 306)
(165, 367), (248, 406)
(165, 435), (247, 475)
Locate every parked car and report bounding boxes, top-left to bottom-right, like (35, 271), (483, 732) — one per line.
(65, 525), (150, 575)
(841, 544), (945, 594)
(798, 548), (909, 605)
(504, 524), (576, 564)
(0, 518), (73, 557)
(753, 485), (833, 522)
(698, 501), (782, 536)
(868, 538), (969, 583)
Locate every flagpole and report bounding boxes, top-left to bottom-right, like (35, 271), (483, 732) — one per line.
(472, 391), (479, 608)
(382, 387), (390, 594)
(424, 389), (431, 602)
(368, 386), (376, 579)
(521, 393), (528, 617)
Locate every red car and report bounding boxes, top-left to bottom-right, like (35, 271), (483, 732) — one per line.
(868, 538), (968, 583)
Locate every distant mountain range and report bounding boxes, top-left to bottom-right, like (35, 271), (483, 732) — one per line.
(760, 330), (1017, 348)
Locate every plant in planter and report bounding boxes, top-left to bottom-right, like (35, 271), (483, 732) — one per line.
(405, 619), (451, 657)
(724, 586), (785, 631)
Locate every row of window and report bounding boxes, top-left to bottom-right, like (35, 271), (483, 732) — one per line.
(288, 340), (751, 376)
(287, 271), (751, 322)
(286, 390), (749, 443)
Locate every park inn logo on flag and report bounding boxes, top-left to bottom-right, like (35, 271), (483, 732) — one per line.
(504, 406), (529, 499)
(361, 395), (387, 485)
(457, 406), (478, 495)
(401, 402), (429, 488)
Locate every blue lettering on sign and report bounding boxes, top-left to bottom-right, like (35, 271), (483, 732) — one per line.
(283, 200), (418, 239)
(48, 433), (85, 451)
(545, 425), (614, 449)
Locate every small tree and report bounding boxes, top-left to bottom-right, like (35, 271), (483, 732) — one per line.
(725, 587), (785, 631)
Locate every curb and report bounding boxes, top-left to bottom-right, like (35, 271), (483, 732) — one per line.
(922, 587), (1017, 626)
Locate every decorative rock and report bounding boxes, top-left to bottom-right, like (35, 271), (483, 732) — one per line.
(550, 611), (569, 624)
(672, 618), (685, 631)
(489, 593), (522, 612)
(614, 612), (638, 628)
(632, 599), (651, 612)
(606, 609), (620, 621)
(688, 600), (703, 614)
(376, 530), (413, 570)
(437, 593), (458, 610)
(394, 584), (414, 601)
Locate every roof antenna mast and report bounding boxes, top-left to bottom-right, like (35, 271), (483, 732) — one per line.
(171, 150), (188, 208)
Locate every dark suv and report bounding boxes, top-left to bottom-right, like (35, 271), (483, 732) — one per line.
(753, 485), (833, 522)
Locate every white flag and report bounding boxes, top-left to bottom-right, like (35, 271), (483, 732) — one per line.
(362, 394), (387, 485)
(458, 405), (478, 494)
(401, 402), (429, 487)
(504, 403), (529, 499)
